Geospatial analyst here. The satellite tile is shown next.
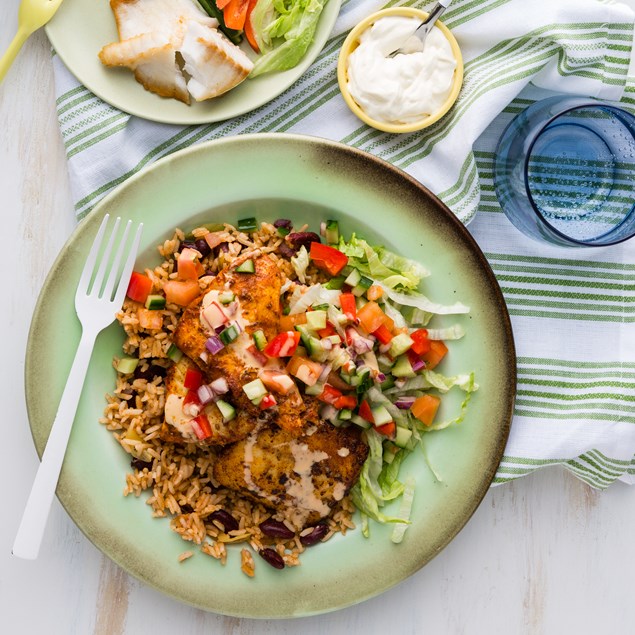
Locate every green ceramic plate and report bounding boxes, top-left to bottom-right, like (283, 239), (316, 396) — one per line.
(45, 0), (341, 125)
(25, 134), (515, 618)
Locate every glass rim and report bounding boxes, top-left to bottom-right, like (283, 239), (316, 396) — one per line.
(522, 100), (635, 247)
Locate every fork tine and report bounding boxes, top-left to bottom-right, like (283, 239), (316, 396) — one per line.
(102, 220), (132, 302)
(91, 217), (121, 298)
(77, 214), (110, 298)
(112, 222), (144, 308)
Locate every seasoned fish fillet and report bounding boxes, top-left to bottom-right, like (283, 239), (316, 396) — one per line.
(180, 21), (253, 100)
(173, 254), (313, 432)
(212, 421), (369, 527)
(161, 356), (258, 446)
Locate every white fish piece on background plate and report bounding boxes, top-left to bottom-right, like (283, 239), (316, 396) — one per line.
(99, 30), (190, 103)
(180, 21), (254, 101)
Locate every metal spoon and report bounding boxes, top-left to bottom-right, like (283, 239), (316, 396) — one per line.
(0, 0), (65, 83)
(389, 0), (452, 57)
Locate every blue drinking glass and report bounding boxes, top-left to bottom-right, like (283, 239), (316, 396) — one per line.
(494, 96), (635, 247)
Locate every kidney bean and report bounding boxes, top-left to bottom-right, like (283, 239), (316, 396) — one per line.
(194, 237), (211, 258)
(259, 519), (295, 540)
(130, 458), (152, 471)
(287, 231), (321, 250)
(259, 548), (285, 570)
(273, 218), (293, 229)
(299, 523), (329, 546)
(180, 504), (194, 514)
(209, 509), (239, 533)
(178, 240), (197, 253)
(278, 243), (297, 259)
(134, 364), (167, 381)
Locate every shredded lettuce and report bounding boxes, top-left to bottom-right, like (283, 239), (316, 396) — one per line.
(250, 0), (327, 77)
(391, 476), (416, 544)
(290, 245), (309, 283)
(387, 370), (478, 395)
(425, 324), (466, 340)
(424, 373), (478, 431)
(287, 283), (340, 314)
(379, 284), (470, 316)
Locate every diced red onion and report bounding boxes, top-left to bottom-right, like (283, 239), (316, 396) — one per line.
(197, 384), (216, 405)
(395, 396), (416, 409)
(410, 358), (425, 372)
(205, 336), (225, 355)
(321, 339), (333, 351)
(320, 221), (326, 236)
(210, 377), (229, 394)
(375, 373), (386, 383)
(318, 364), (332, 384)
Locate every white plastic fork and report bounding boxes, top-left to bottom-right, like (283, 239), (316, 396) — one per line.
(13, 215), (143, 560)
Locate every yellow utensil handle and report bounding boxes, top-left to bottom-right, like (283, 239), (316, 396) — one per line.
(0, 28), (31, 83)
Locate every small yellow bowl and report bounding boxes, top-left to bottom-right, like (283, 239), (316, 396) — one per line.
(337, 7), (464, 134)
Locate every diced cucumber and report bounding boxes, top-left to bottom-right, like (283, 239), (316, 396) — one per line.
(242, 378), (267, 402)
(144, 294), (166, 310)
(235, 259), (255, 273)
(344, 269), (361, 287)
(394, 426), (413, 448)
(237, 217), (257, 232)
(307, 336), (328, 362)
(325, 220), (339, 244)
(371, 405), (393, 426)
(325, 276), (345, 290)
(350, 414), (372, 429)
(252, 329), (267, 351)
(219, 324), (239, 345)
(295, 324), (314, 348)
(377, 354), (394, 373)
(311, 303), (330, 311)
(325, 335), (341, 346)
(277, 226), (290, 237)
(352, 276), (373, 297)
(356, 367), (373, 394)
(389, 333), (414, 358)
(306, 310), (327, 331)
(218, 291), (235, 305)
(167, 343), (183, 362)
(355, 296), (368, 310)
(383, 443), (399, 464)
(116, 357), (139, 374)
(338, 408), (353, 421)
(216, 399), (236, 422)
(391, 355), (416, 378)
(305, 381), (325, 396)
(380, 375), (396, 390)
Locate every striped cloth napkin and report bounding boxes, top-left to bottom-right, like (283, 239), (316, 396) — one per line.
(52, 0), (635, 488)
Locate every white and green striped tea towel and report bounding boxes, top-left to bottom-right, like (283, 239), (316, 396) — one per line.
(52, 0), (635, 488)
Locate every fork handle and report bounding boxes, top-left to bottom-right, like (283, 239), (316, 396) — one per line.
(0, 27), (31, 84)
(13, 326), (99, 560)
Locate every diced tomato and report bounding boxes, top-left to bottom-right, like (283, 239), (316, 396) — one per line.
(183, 390), (202, 417)
(357, 301), (387, 334)
(264, 331), (301, 357)
(223, 0), (250, 30)
(410, 394), (441, 426)
(373, 323), (393, 345)
(366, 285), (383, 301)
(201, 301), (229, 331)
(317, 384), (343, 406)
(421, 340), (448, 370)
(375, 421), (396, 437)
(259, 394), (278, 410)
(279, 312), (307, 332)
(191, 413), (213, 440)
(163, 280), (200, 306)
(309, 242), (348, 276)
(137, 307), (163, 330)
(317, 323), (336, 338)
(127, 271), (153, 304)
(177, 247), (204, 281)
(259, 370), (296, 395)
(286, 355), (324, 386)
(339, 292), (357, 321)
(246, 345), (268, 366)
(410, 329), (431, 355)
(358, 399), (374, 423)
(184, 367), (204, 391)
(204, 231), (225, 250)
(334, 394), (357, 410)
(244, 0), (260, 52)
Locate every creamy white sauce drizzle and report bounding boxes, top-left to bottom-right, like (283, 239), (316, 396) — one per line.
(164, 393), (196, 439)
(285, 442), (330, 517)
(346, 16), (457, 124)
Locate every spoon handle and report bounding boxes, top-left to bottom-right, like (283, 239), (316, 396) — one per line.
(0, 27), (31, 83)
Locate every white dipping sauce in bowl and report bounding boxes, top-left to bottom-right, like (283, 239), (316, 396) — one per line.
(346, 16), (457, 125)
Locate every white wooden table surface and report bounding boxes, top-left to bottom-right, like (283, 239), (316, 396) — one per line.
(2, 3), (635, 633)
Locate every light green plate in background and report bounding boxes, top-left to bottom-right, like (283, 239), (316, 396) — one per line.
(45, 0), (341, 125)
(25, 135), (515, 617)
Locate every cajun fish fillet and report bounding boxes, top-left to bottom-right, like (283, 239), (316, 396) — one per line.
(173, 254), (312, 432)
(161, 356), (259, 446)
(212, 421), (369, 527)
